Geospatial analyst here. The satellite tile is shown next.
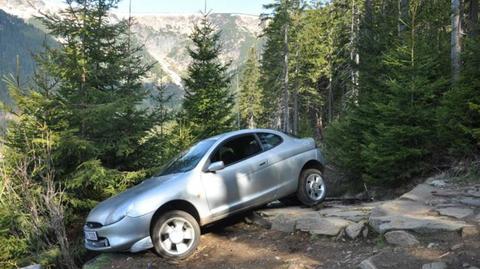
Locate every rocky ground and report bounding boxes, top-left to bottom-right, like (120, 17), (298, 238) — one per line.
(83, 174), (480, 269)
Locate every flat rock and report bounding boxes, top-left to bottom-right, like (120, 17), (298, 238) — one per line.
(370, 197), (471, 234)
(370, 214), (470, 234)
(358, 257), (377, 269)
(466, 188), (480, 198)
(384, 230), (419, 246)
(345, 221), (365, 239)
(462, 226), (479, 238)
(401, 184), (436, 202)
(271, 214), (296, 233)
(460, 197), (480, 207)
(422, 262), (447, 269)
(429, 180), (447, 188)
(296, 216), (352, 236)
(257, 206), (315, 218)
(436, 207), (473, 219)
(21, 265), (41, 269)
(318, 208), (370, 222)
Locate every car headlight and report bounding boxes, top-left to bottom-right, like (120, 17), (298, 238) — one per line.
(105, 202), (133, 225)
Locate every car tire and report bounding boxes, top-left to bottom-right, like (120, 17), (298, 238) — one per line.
(296, 168), (327, 206)
(152, 210), (200, 260)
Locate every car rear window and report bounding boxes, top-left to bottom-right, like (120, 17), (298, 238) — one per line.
(257, 132), (283, 150)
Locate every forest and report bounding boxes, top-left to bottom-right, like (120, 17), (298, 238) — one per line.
(0, 0), (479, 268)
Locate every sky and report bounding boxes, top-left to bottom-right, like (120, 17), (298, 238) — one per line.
(52, 0), (273, 15)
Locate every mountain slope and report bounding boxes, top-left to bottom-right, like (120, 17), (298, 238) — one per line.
(130, 13), (263, 86)
(0, 9), (54, 104)
(0, 1), (264, 107)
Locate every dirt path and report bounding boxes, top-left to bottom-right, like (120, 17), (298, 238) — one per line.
(83, 213), (480, 269)
(84, 214), (378, 269)
(83, 177), (480, 269)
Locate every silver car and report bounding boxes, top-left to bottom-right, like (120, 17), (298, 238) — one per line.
(84, 129), (326, 259)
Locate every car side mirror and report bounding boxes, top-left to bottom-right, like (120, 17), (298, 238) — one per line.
(207, 161), (225, 172)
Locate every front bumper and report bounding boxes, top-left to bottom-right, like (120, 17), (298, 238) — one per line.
(84, 212), (154, 252)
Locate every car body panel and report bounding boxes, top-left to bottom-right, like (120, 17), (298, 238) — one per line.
(84, 128), (326, 253)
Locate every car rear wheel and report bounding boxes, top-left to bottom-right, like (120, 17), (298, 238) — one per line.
(297, 168), (327, 206)
(152, 210), (200, 260)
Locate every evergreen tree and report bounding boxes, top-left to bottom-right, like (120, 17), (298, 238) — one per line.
(0, 1), (168, 266)
(260, 0), (303, 130)
(38, 0), (156, 174)
(238, 47), (263, 129)
(182, 13), (234, 138)
(326, 0), (450, 185)
(441, 36), (480, 155)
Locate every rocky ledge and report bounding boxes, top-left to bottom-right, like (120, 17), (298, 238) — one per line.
(254, 174), (480, 268)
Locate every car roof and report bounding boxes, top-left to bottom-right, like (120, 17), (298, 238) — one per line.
(208, 128), (285, 141)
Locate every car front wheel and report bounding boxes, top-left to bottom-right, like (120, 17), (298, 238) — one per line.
(297, 168), (327, 206)
(152, 210), (200, 260)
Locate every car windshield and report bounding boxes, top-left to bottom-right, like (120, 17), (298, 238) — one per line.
(159, 139), (216, 176)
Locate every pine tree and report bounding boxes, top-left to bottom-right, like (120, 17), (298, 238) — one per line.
(182, 13), (234, 138)
(37, 0), (157, 173)
(441, 36), (480, 155)
(326, 0), (450, 185)
(238, 47), (263, 129)
(260, 0), (303, 130)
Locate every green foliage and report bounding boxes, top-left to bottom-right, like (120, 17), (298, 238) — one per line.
(66, 160), (146, 210)
(182, 14), (235, 139)
(1, 1), (175, 267)
(260, 0), (303, 128)
(0, 203), (29, 268)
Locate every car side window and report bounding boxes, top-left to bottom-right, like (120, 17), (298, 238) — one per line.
(211, 135), (262, 166)
(257, 132), (283, 150)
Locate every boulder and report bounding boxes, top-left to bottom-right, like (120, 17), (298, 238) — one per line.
(421, 262), (447, 269)
(345, 221), (364, 239)
(384, 230), (419, 247)
(436, 207), (473, 219)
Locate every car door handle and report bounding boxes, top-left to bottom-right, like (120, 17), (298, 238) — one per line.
(259, 160), (268, 167)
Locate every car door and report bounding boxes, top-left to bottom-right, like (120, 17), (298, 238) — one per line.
(201, 134), (272, 217)
(252, 132), (292, 189)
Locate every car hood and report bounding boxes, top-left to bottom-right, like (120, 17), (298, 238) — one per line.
(86, 173), (182, 225)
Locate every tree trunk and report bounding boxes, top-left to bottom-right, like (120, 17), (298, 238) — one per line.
(350, 0), (360, 105)
(469, 0), (478, 36)
(327, 74), (333, 123)
(365, 0), (372, 19)
(282, 21), (290, 132)
(293, 50), (299, 135)
(398, 0), (409, 33)
(451, 0), (462, 82)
